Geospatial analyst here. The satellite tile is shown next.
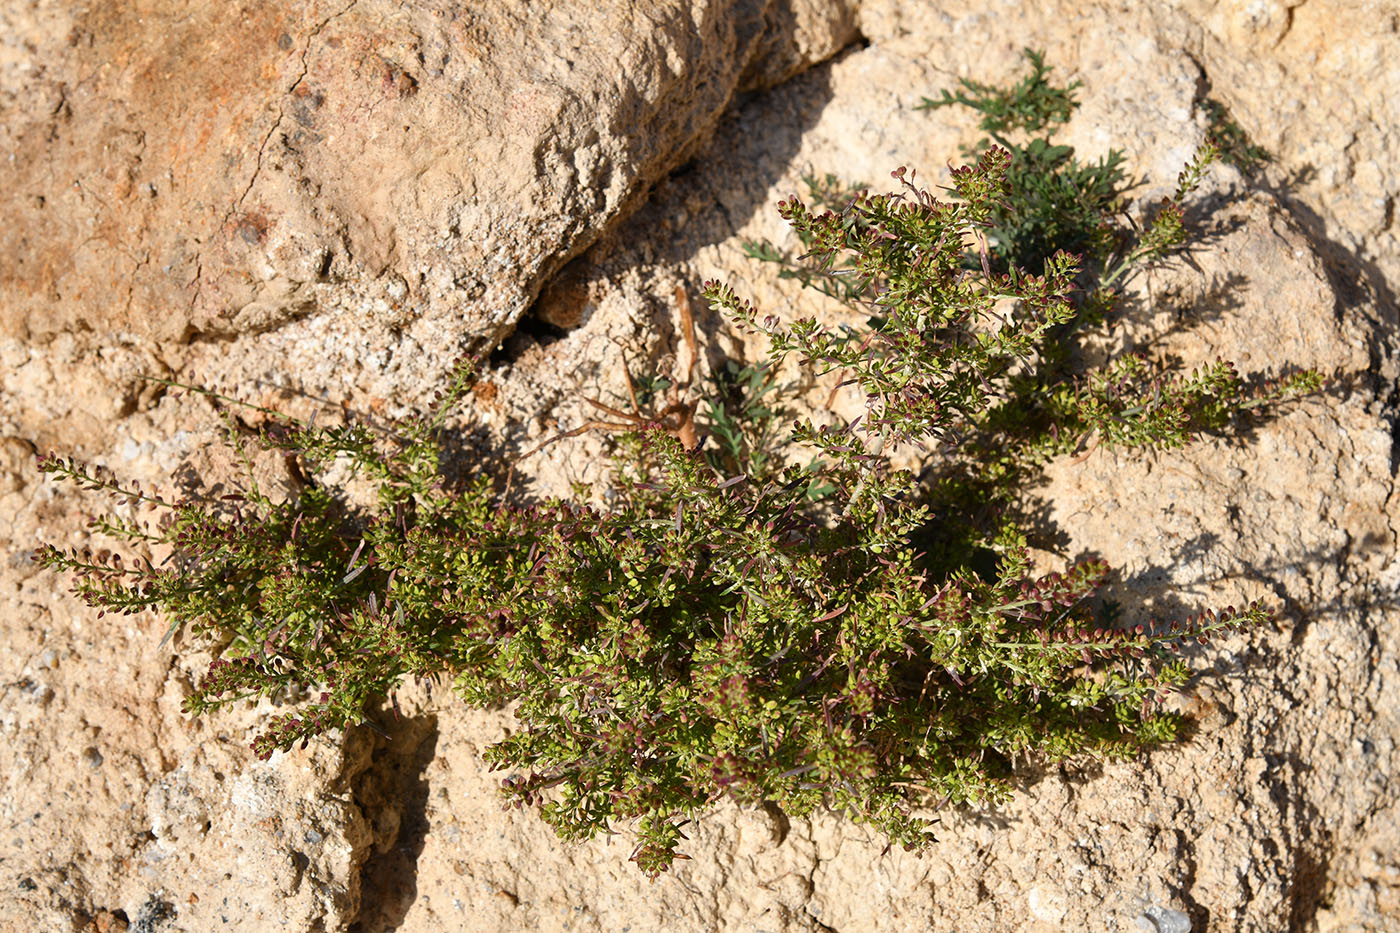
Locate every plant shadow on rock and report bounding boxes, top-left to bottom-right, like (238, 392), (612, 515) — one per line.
(1127, 270), (1248, 359)
(1267, 178), (1400, 477)
(348, 711), (439, 933)
(1104, 523), (1394, 929)
(505, 37), (856, 387)
(1194, 70), (1400, 477)
(434, 422), (519, 495)
(1192, 65), (1399, 327)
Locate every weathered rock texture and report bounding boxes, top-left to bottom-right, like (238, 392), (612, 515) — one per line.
(2, 0), (1398, 930)
(0, 0), (857, 342)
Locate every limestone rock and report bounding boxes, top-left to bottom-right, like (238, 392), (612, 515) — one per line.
(2, 1), (1398, 931)
(0, 0), (858, 348)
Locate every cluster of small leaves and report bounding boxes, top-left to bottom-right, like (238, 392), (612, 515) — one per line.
(1200, 97), (1271, 177)
(714, 149), (1088, 458)
(919, 48), (1126, 275)
(1010, 355), (1322, 461)
(740, 173), (872, 304)
(917, 48), (1079, 137)
(697, 356), (836, 502)
(47, 365), (1231, 879)
(37, 56), (1318, 880)
(892, 49), (1319, 571)
(699, 360), (784, 479)
(36, 376), (474, 744)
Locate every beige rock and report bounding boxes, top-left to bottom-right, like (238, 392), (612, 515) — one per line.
(2, 1), (1398, 931)
(0, 0), (857, 349)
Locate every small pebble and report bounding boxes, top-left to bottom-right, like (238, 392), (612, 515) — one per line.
(23, 681), (54, 706)
(1137, 905), (1191, 933)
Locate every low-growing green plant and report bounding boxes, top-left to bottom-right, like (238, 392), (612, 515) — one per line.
(698, 358), (834, 501)
(1200, 97), (1271, 177)
(699, 358), (786, 479)
(740, 172), (873, 305)
(917, 47), (1126, 276)
(38, 55), (1320, 879)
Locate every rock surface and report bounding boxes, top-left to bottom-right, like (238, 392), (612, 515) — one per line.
(2, 0), (1398, 930)
(0, 0), (857, 341)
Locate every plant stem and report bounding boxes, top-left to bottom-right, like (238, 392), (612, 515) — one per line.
(840, 423), (889, 521)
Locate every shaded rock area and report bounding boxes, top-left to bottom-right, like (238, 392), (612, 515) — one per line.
(1, 0), (1397, 930)
(0, 0), (857, 436)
